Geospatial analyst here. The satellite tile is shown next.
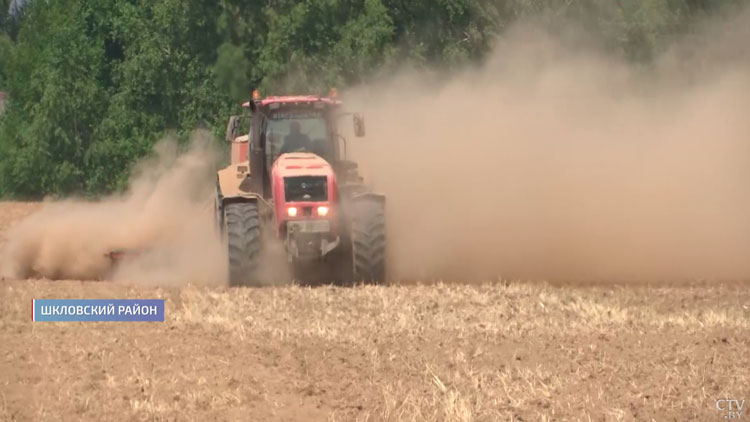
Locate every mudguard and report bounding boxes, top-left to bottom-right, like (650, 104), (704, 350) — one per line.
(216, 161), (255, 200)
(215, 161), (269, 236)
(351, 191), (385, 204)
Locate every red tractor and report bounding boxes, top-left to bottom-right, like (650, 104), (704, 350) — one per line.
(216, 93), (385, 286)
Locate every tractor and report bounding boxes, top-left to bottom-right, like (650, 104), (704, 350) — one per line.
(215, 91), (386, 286)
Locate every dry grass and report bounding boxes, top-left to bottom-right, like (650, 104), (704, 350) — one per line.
(1, 279), (749, 421)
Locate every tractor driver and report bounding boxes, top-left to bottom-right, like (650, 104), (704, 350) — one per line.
(280, 120), (311, 154)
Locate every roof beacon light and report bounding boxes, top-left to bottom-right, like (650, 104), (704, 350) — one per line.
(252, 90), (261, 100)
(329, 87), (338, 98)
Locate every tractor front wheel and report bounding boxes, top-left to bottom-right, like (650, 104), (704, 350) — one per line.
(350, 197), (386, 284)
(225, 201), (262, 286)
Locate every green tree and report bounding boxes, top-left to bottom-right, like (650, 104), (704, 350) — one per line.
(214, 42), (251, 102)
(0, 0), (229, 196)
(0, 0), (742, 197)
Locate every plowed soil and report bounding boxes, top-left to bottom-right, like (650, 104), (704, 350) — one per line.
(1, 202), (749, 422)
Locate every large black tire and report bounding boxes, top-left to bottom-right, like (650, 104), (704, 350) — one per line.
(225, 201), (261, 286)
(351, 197), (386, 284)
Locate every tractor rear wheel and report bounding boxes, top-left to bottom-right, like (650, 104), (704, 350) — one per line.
(350, 197), (386, 283)
(225, 201), (261, 286)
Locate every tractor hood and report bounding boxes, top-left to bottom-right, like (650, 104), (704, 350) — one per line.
(272, 153), (334, 178)
(271, 153), (339, 234)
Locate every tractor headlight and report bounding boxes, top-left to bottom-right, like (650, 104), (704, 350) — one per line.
(317, 206), (329, 216)
(287, 206), (298, 217)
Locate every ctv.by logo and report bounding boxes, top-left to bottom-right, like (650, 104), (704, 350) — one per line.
(716, 399), (745, 419)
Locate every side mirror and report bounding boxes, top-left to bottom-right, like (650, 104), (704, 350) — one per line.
(353, 113), (366, 137)
(225, 115), (242, 142)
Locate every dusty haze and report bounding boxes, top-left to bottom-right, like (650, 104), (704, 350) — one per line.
(0, 132), (226, 284)
(3, 12), (750, 284)
(347, 11), (750, 282)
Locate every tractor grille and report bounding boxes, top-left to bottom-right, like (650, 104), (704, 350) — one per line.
(284, 176), (327, 202)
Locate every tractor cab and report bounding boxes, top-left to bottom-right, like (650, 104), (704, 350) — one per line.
(225, 93), (365, 193)
(254, 97), (339, 197)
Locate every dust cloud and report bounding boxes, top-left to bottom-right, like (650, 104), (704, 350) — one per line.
(347, 12), (750, 282)
(0, 132), (226, 284)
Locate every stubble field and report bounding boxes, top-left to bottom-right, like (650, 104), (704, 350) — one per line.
(1, 201), (749, 422)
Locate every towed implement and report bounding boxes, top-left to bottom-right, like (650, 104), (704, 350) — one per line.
(216, 92), (385, 286)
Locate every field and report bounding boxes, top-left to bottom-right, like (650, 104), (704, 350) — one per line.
(1, 202), (749, 422)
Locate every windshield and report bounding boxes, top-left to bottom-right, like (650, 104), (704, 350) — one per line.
(266, 110), (330, 166)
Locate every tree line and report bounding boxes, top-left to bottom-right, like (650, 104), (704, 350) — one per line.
(0, 0), (741, 197)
